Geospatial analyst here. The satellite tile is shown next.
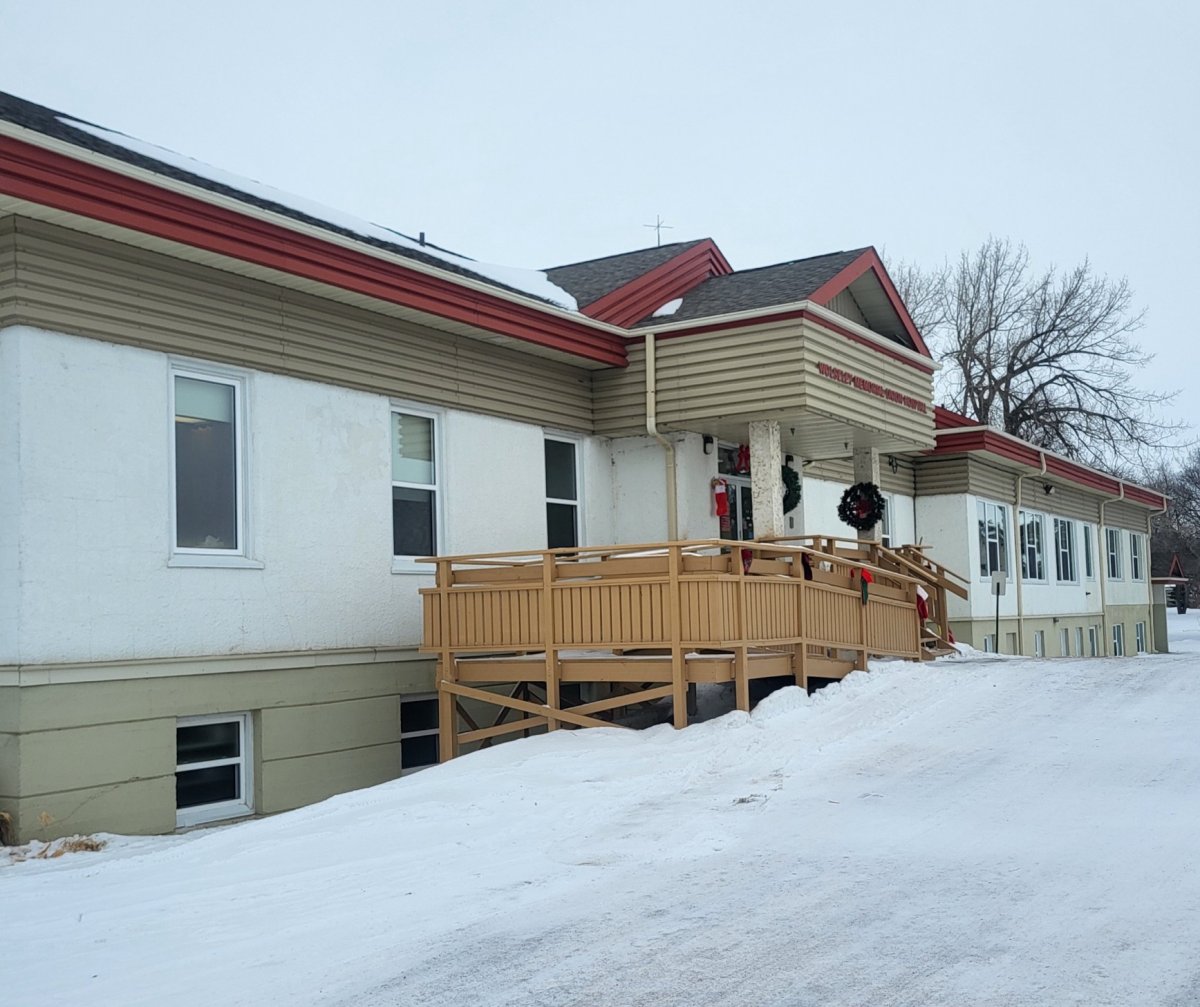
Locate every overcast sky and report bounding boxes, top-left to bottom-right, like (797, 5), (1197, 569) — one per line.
(3, 0), (1198, 441)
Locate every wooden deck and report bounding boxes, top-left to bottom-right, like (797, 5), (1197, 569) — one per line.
(419, 538), (959, 762)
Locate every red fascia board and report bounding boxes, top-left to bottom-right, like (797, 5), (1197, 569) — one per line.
(582, 239), (732, 328)
(808, 249), (932, 359)
(638, 306), (936, 375)
(933, 429), (1167, 508)
(934, 405), (978, 429)
(0, 135), (627, 368)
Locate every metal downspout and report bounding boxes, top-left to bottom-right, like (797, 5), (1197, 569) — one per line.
(645, 332), (679, 541)
(1014, 451), (1047, 655)
(1098, 482), (1125, 656)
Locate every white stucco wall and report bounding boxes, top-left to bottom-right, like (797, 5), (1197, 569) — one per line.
(0, 329), (19, 662)
(800, 477), (914, 547)
(6, 327), (614, 665)
(914, 494), (993, 621)
(610, 432), (718, 544)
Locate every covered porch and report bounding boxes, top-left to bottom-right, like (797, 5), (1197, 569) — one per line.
(419, 537), (965, 761)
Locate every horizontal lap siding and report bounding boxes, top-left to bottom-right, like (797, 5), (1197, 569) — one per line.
(1106, 501), (1152, 532)
(3, 216), (593, 431)
(807, 456), (915, 496)
(1018, 483), (1101, 524)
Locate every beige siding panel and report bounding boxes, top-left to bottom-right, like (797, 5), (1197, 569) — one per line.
(1018, 483), (1101, 523)
(259, 696), (401, 762)
(914, 456), (971, 497)
(806, 458), (853, 483)
(0, 216), (15, 317)
(1106, 500), (1152, 532)
(807, 456), (913, 495)
(967, 459), (1018, 503)
(18, 718), (175, 797)
(0, 731), (17, 798)
(7, 218), (594, 431)
(260, 742), (402, 815)
(12, 777), (176, 841)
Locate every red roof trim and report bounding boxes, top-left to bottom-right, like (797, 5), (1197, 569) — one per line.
(636, 306), (936, 374)
(0, 135), (628, 367)
(808, 248), (932, 358)
(934, 406), (979, 430)
(581, 239), (733, 328)
(931, 428), (1167, 509)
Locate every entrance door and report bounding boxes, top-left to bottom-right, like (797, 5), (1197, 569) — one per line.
(724, 477), (753, 541)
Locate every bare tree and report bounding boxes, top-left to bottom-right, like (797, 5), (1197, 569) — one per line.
(892, 238), (1185, 469)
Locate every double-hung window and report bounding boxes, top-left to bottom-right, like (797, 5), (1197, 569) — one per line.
(176, 713), (253, 827)
(1135, 622), (1147, 653)
(1019, 510), (1046, 581)
(1053, 518), (1077, 582)
(171, 367), (253, 564)
(1083, 524), (1095, 579)
(1106, 528), (1123, 580)
(392, 410), (439, 563)
(545, 437), (581, 549)
(1130, 533), (1145, 581)
(1112, 623), (1125, 657)
(977, 500), (1009, 579)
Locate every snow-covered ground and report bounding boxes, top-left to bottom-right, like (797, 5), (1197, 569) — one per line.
(5, 617), (1200, 1006)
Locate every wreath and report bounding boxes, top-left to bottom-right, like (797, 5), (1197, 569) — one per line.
(782, 466), (801, 514)
(837, 481), (886, 531)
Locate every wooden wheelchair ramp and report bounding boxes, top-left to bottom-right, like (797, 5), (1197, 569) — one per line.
(420, 538), (941, 762)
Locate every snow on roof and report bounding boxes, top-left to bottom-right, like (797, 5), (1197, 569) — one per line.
(59, 117), (579, 312)
(652, 297), (683, 317)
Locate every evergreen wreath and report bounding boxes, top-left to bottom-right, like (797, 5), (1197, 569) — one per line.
(837, 481), (886, 531)
(781, 466), (801, 514)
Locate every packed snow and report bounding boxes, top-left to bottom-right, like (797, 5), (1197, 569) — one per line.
(4, 615), (1200, 1005)
(59, 118), (579, 311)
(652, 296), (684, 317)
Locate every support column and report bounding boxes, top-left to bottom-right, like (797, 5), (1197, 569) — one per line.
(853, 446), (881, 543)
(750, 420), (784, 539)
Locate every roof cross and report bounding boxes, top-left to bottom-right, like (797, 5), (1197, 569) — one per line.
(642, 215), (673, 247)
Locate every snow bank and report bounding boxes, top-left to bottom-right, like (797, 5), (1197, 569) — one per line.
(5, 652), (1200, 1005)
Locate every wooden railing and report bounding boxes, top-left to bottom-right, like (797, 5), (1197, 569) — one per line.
(419, 539), (924, 760)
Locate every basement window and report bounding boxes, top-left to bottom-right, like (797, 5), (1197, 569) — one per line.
(400, 694), (440, 775)
(1135, 621), (1147, 653)
(176, 714), (253, 828)
(1112, 623), (1126, 657)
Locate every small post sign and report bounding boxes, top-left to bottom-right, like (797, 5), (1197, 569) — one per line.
(992, 571), (1007, 652)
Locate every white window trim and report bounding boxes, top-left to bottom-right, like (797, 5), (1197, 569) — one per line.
(1088, 625), (1099, 657)
(1130, 532), (1145, 582)
(1075, 626), (1084, 657)
(1112, 623), (1125, 657)
(977, 499), (1010, 582)
(545, 432), (585, 549)
(1135, 621), (1147, 653)
(168, 362), (261, 569)
(399, 692), (441, 776)
(1033, 630), (1045, 657)
(390, 403), (444, 574)
(1083, 524), (1095, 580)
(1019, 509), (1048, 583)
(1105, 527), (1124, 581)
(1053, 518), (1078, 584)
(879, 493), (893, 549)
(175, 712), (254, 829)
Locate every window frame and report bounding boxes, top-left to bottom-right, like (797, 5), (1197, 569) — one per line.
(1135, 621), (1147, 653)
(1130, 532), (1145, 582)
(1019, 509), (1047, 582)
(1112, 622), (1125, 657)
(1075, 626), (1084, 657)
(879, 493), (892, 549)
(175, 712), (254, 828)
(1033, 629), (1045, 657)
(399, 693), (441, 775)
(390, 404), (444, 574)
(1053, 518), (1077, 583)
(1083, 524), (1095, 580)
(977, 499), (1010, 581)
(1060, 627), (1070, 657)
(168, 363), (260, 569)
(1106, 527), (1123, 581)
(544, 433), (584, 550)
(1088, 625), (1098, 657)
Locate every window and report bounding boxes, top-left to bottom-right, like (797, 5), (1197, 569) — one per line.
(176, 714), (252, 827)
(1019, 511), (1046, 581)
(545, 437), (580, 549)
(1075, 627), (1084, 657)
(392, 410), (439, 561)
(1054, 519), (1077, 582)
(1033, 630), (1045, 657)
(171, 369), (247, 558)
(879, 495), (892, 548)
(982, 634), (995, 653)
(1106, 528), (1123, 580)
(1112, 623), (1125, 657)
(399, 694), (440, 774)
(1130, 533), (1144, 581)
(1060, 628), (1070, 656)
(1088, 626), (1098, 657)
(977, 500), (1009, 579)
(1083, 524), (1095, 579)
(1135, 622), (1147, 653)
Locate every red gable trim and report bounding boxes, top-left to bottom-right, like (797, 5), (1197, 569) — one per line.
(636, 306), (936, 375)
(0, 135), (627, 368)
(932, 429), (1167, 509)
(934, 406), (980, 430)
(581, 239), (732, 328)
(807, 248), (932, 359)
